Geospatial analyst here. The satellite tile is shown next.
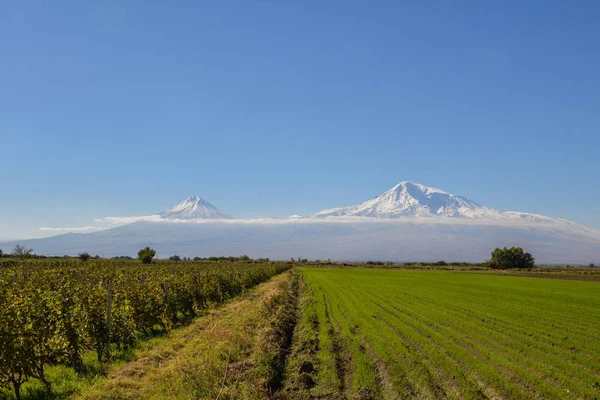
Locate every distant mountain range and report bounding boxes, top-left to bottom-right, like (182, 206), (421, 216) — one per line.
(3, 182), (599, 263)
(142, 181), (578, 225)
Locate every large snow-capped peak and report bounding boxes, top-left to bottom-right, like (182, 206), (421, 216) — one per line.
(314, 181), (503, 219)
(160, 196), (232, 219)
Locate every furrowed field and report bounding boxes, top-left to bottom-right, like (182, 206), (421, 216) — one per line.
(281, 268), (600, 399)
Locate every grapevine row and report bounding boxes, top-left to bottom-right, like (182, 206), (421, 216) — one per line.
(0, 259), (290, 399)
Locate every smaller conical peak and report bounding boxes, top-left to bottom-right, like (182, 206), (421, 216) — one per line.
(160, 196), (232, 219)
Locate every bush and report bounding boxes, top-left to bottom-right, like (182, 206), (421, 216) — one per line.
(137, 247), (156, 264)
(78, 252), (91, 262)
(0, 249), (3, 257)
(485, 247), (534, 269)
(12, 244), (34, 258)
(590, 263), (596, 268)
(169, 255), (181, 262)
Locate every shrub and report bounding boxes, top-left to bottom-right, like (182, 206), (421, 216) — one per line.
(590, 263), (596, 268)
(78, 252), (91, 262)
(169, 255), (181, 262)
(12, 244), (34, 258)
(137, 247), (156, 264)
(485, 247), (534, 269)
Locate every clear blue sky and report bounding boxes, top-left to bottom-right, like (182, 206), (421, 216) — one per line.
(1, 1), (599, 239)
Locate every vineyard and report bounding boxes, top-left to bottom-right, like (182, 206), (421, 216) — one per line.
(0, 258), (290, 399)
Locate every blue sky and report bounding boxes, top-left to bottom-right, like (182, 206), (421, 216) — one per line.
(1, 1), (599, 239)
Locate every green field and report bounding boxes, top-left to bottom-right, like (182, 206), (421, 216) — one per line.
(283, 268), (600, 399)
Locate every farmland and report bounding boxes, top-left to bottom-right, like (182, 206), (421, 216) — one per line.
(2, 260), (600, 399)
(281, 268), (600, 399)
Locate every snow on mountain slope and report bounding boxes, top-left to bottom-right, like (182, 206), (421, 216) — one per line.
(314, 181), (500, 219)
(501, 212), (568, 224)
(313, 181), (567, 224)
(159, 196), (232, 219)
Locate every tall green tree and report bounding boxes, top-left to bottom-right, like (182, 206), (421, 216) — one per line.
(486, 247), (534, 269)
(137, 247), (156, 264)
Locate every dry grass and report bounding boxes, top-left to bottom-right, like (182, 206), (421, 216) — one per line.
(74, 271), (294, 400)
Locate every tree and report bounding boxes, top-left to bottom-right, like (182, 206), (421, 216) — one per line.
(0, 248), (3, 257)
(78, 252), (91, 262)
(137, 247), (156, 264)
(590, 263), (596, 268)
(12, 245), (33, 258)
(169, 255), (181, 262)
(485, 247), (534, 269)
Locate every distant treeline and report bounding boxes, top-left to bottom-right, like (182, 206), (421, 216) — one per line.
(364, 260), (479, 267)
(0, 246), (597, 269)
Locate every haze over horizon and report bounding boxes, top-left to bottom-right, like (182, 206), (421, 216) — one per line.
(2, 1), (600, 239)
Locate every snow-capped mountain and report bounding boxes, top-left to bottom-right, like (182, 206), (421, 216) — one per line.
(314, 181), (497, 218)
(313, 181), (563, 223)
(4, 182), (598, 264)
(159, 196), (232, 219)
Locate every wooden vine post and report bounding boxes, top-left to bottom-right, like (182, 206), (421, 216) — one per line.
(106, 282), (113, 358)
